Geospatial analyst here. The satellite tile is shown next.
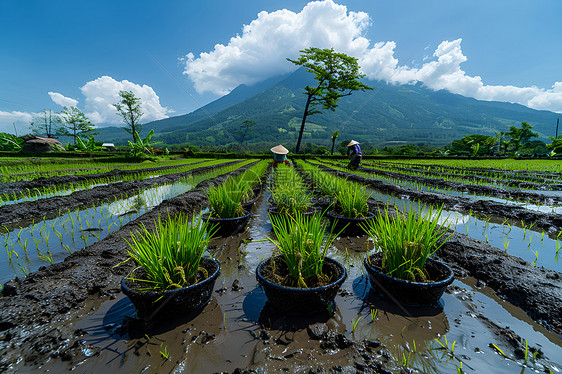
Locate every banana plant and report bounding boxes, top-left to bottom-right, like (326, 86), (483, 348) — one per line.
(66, 135), (104, 151)
(0, 133), (23, 151)
(128, 129), (156, 156)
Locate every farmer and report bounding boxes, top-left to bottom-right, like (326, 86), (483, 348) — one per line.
(270, 144), (292, 168)
(347, 140), (362, 170)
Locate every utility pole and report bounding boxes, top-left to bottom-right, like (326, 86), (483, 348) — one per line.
(556, 118), (560, 139)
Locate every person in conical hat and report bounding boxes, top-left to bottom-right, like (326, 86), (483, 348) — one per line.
(346, 140), (362, 170)
(270, 144), (293, 168)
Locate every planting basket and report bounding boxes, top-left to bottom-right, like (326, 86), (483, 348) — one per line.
(311, 196), (335, 212)
(242, 186), (262, 209)
(267, 206), (317, 222)
(256, 255), (347, 315)
(205, 210), (251, 237)
(363, 253), (454, 306)
(241, 198), (255, 210)
(121, 258), (220, 320)
(326, 211), (375, 236)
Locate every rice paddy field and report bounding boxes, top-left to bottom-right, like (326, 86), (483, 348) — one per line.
(0, 155), (561, 373)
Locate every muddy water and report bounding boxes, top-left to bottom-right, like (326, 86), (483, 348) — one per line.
(370, 189), (562, 272)
(35, 185), (562, 373)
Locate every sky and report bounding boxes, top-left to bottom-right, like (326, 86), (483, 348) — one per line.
(1, 0), (561, 135)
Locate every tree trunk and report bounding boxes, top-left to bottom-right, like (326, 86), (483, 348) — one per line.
(331, 140), (335, 155)
(295, 93), (312, 153)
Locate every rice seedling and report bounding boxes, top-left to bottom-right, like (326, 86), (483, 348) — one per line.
(335, 181), (371, 218)
(159, 343), (169, 360)
(370, 308), (378, 322)
(270, 165), (312, 216)
(206, 177), (246, 219)
(490, 343), (507, 358)
(268, 212), (338, 288)
(125, 213), (216, 290)
(351, 316), (361, 333)
(363, 204), (450, 281)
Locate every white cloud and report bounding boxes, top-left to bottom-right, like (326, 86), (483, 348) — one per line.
(48, 92), (78, 107)
(0, 110), (33, 134)
(386, 39), (562, 113)
(183, 0), (370, 95)
(183, 0), (562, 113)
(80, 76), (170, 124)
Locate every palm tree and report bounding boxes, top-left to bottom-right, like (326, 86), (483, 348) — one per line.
(331, 130), (339, 155)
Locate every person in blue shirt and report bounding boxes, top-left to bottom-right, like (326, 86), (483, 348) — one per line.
(347, 140), (362, 169)
(270, 144), (293, 168)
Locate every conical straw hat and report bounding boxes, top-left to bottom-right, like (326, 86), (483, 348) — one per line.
(347, 140), (360, 147)
(270, 144), (289, 154)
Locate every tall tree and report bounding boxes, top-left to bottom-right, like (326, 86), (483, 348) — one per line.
(330, 130), (339, 155)
(238, 120), (255, 148)
(114, 90), (143, 141)
(507, 121), (538, 153)
(58, 107), (96, 144)
(31, 110), (60, 138)
(287, 47), (372, 153)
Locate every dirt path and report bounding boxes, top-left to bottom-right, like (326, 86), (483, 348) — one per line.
(0, 161), (240, 231)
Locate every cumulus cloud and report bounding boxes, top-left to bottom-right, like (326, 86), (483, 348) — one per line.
(387, 39), (562, 113)
(0, 110), (33, 134)
(183, 0), (370, 95)
(48, 92), (78, 107)
(80, 76), (170, 124)
(183, 0), (562, 113)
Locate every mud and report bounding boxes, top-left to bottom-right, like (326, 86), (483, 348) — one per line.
(0, 161), (255, 372)
(1, 161), (561, 373)
(361, 160), (562, 190)
(436, 231), (562, 335)
(0, 160), (240, 231)
(364, 160), (562, 184)
(338, 161), (562, 205)
(0, 160), (207, 196)
(313, 162), (562, 235)
(302, 163), (562, 335)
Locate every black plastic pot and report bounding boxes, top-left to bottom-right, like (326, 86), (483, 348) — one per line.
(256, 255), (347, 315)
(311, 196), (335, 212)
(241, 198), (255, 210)
(326, 211), (375, 236)
(121, 258), (220, 320)
(267, 205), (317, 221)
(205, 210), (251, 237)
(363, 253), (454, 306)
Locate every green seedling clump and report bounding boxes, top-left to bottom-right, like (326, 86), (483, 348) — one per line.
(269, 212), (338, 288)
(363, 205), (450, 281)
(125, 214), (216, 290)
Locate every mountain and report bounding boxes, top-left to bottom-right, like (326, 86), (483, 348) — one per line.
(100, 68), (559, 149)
(95, 72), (291, 144)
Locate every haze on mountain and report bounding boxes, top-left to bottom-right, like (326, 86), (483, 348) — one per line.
(96, 68), (559, 151)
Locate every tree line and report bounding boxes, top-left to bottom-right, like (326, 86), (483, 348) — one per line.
(29, 90), (144, 148)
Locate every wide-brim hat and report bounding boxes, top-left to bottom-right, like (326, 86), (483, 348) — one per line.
(347, 140), (360, 147)
(270, 144), (289, 154)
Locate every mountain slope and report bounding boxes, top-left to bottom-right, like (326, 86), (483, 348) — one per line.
(103, 68), (559, 148)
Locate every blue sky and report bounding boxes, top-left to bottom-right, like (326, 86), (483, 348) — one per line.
(1, 0), (561, 134)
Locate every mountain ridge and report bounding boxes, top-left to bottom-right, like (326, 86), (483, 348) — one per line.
(97, 68), (559, 149)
